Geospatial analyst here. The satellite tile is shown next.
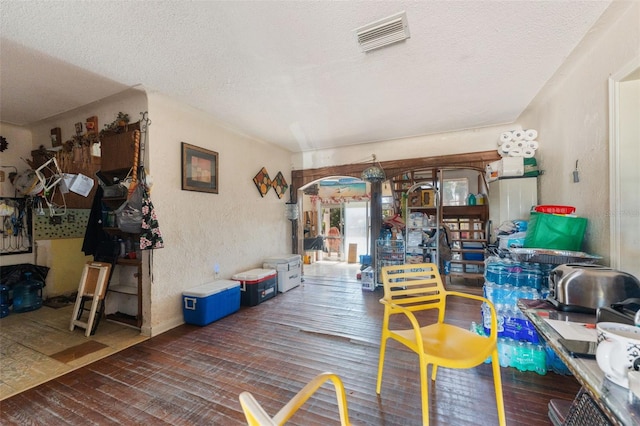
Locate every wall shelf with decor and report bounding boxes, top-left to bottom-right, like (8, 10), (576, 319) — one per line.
(100, 123), (144, 329)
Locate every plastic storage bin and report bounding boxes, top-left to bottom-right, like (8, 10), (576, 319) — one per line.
(263, 255), (301, 293)
(524, 212), (587, 251)
(232, 268), (277, 306)
(182, 280), (241, 326)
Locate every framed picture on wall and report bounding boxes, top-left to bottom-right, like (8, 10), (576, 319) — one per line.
(421, 189), (435, 207)
(181, 142), (219, 193)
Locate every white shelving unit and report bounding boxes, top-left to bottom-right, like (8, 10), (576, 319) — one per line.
(404, 182), (440, 269)
(375, 239), (405, 284)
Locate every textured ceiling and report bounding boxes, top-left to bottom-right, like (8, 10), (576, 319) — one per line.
(0, 1), (611, 153)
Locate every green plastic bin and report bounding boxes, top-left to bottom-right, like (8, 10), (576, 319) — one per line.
(524, 212), (587, 251)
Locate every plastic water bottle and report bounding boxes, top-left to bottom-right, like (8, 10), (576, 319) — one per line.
(533, 344), (547, 375)
(499, 338), (512, 368)
(12, 272), (44, 313)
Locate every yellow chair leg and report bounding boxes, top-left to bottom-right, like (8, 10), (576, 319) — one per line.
(376, 335), (388, 394)
(420, 359), (430, 425)
(491, 350), (506, 426)
(431, 364), (438, 382)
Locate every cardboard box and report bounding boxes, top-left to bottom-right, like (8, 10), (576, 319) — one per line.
(232, 268), (277, 306)
(485, 157), (524, 182)
(182, 280), (240, 326)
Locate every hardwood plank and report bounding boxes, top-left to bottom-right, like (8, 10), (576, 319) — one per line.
(0, 278), (580, 425)
(50, 341), (108, 363)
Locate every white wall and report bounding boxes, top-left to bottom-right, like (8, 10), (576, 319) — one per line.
(517, 1), (639, 262)
(616, 75), (640, 277)
(14, 86), (292, 336)
(145, 90), (292, 335)
(291, 124), (516, 170)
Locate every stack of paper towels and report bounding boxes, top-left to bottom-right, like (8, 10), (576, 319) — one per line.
(498, 129), (538, 158)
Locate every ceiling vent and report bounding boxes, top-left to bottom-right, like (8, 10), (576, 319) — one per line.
(355, 11), (410, 53)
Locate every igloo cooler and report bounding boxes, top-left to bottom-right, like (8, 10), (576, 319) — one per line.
(263, 254), (301, 293)
(232, 268), (277, 306)
(182, 280), (241, 326)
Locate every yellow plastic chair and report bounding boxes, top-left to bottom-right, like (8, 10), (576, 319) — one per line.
(239, 372), (350, 425)
(376, 263), (506, 426)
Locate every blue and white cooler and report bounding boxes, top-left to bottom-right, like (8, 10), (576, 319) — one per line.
(182, 280), (241, 326)
(263, 254), (301, 293)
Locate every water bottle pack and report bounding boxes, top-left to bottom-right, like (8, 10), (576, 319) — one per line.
(483, 282), (544, 307)
(484, 258), (546, 290)
(481, 302), (541, 344)
(476, 258), (571, 375)
(495, 338), (547, 375)
(471, 322), (544, 374)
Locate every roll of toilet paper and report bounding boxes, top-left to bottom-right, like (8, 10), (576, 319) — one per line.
(499, 131), (513, 145)
(498, 148), (508, 157)
(526, 140), (539, 150)
(524, 129), (538, 141)
(500, 141), (514, 155)
(515, 140), (527, 150)
(512, 130), (525, 141)
(508, 148), (523, 157)
(523, 148), (536, 158)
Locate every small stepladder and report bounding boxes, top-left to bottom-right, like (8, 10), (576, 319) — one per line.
(70, 261), (112, 337)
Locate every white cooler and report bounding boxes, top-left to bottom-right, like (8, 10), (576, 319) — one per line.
(263, 254), (302, 293)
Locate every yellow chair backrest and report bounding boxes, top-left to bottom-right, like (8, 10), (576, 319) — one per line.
(239, 372), (350, 426)
(380, 262), (448, 317)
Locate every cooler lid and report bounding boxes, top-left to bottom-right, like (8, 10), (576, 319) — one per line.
(183, 280), (240, 297)
(232, 268), (277, 281)
(263, 254), (301, 264)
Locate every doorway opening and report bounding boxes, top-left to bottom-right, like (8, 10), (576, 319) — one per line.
(301, 177), (370, 281)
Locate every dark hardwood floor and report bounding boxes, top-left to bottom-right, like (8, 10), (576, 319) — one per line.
(0, 274), (580, 425)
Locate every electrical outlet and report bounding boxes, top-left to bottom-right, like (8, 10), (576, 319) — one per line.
(49, 216), (62, 225)
(67, 214), (75, 223)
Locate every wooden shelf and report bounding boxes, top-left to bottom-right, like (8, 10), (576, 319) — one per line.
(108, 284), (138, 295)
(444, 215), (487, 280)
(101, 126), (143, 330)
(116, 257), (141, 266)
(106, 312), (140, 328)
(406, 205), (488, 221)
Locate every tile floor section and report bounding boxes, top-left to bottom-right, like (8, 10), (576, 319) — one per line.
(0, 260), (361, 401)
(0, 303), (147, 400)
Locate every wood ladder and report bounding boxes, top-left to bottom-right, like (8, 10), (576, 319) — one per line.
(69, 261), (112, 337)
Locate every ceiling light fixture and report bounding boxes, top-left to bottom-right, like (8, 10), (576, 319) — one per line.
(361, 154), (386, 183)
(355, 11), (410, 53)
